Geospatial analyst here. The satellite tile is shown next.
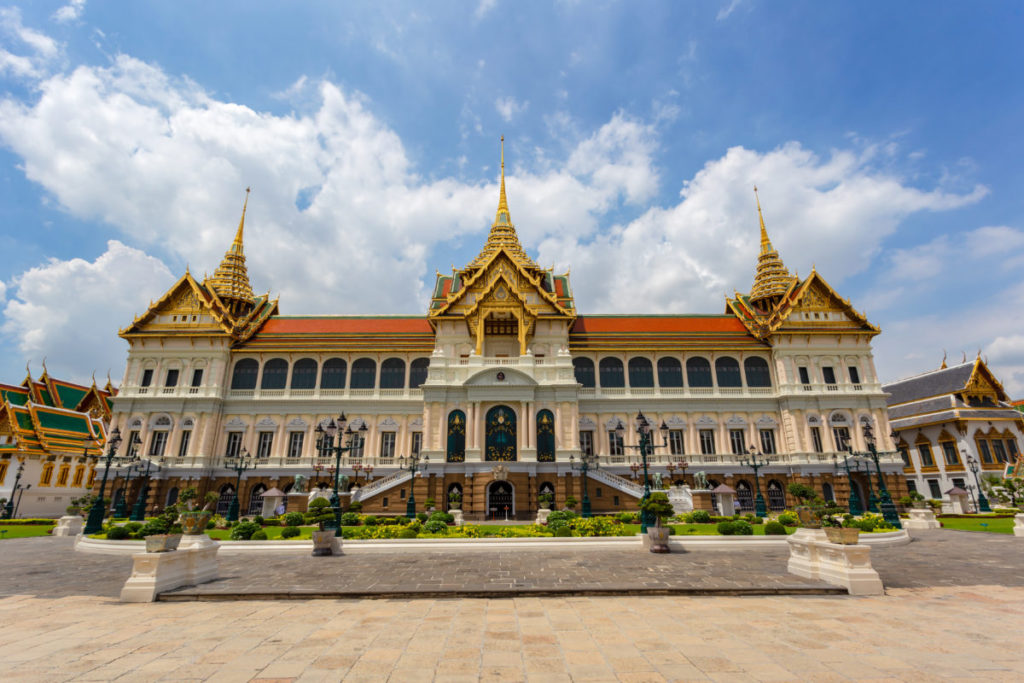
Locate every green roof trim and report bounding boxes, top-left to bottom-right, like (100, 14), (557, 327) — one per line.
(36, 409), (92, 434)
(54, 384), (88, 409)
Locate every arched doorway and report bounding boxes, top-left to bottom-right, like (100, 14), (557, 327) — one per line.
(487, 480), (514, 520)
(247, 484), (267, 516)
(707, 479), (721, 513)
(216, 484), (235, 516)
(735, 481), (754, 513)
(536, 410), (555, 462)
(766, 480), (786, 511)
(485, 405), (517, 461)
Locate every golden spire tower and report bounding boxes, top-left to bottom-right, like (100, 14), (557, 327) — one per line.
(748, 186), (796, 311)
(467, 136), (538, 269)
(206, 188), (257, 317)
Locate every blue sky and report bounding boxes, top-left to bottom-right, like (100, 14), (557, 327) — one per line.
(1, 1), (1023, 393)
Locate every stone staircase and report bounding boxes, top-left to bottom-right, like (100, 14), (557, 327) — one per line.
(351, 470), (411, 503)
(588, 468), (645, 498)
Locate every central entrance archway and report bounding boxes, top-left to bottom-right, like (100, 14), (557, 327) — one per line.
(487, 480), (514, 520)
(485, 405), (517, 461)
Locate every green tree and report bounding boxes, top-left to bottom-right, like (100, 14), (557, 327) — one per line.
(639, 492), (675, 528)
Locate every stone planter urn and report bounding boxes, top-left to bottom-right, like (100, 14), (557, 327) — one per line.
(796, 506), (821, 529)
(449, 501), (461, 511)
(144, 533), (182, 553)
(179, 511), (213, 535)
(647, 526), (670, 554)
(824, 527), (860, 545)
(311, 530), (336, 556)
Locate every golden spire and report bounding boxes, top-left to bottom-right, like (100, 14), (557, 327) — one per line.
(748, 186), (796, 311)
(205, 188), (256, 317)
(466, 137), (537, 270)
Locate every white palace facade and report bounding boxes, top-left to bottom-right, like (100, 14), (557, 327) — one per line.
(102, 152), (906, 520)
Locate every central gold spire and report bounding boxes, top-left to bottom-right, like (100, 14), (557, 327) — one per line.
(206, 188), (256, 316)
(749, 186), (796, 310)
(467, 137), (537, 270)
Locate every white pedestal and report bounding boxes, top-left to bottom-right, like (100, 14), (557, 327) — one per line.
(1014, 514), (1024, 537)
(948, 495), (968, 515)
(905, 508), (941, 530)
(451, 509), (464, 527)
(120, 544), (220, 603)
(53, 515), (84, 537)
(787, 528), (884, 596)
(535, 508), (551, 525)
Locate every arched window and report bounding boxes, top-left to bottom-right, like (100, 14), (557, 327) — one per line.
(686, 358), (712, 387)
(822, 482), (835, 502)
(537, 410), (555, 462)
(39, 463), (54, 486)
(657, 357), (683, 388)
(735, 481), (754, 512)
(351, 358), (376, 389)
(290, 358), (318, 389)
(216, 485), (235, 516)
(744, 357), (772, 388)
(247, 484), (267, 516)
(165, 487), (179, 507)
(767, 480), (786, 511)
(230, 359), (258, 390)
(72, 465), (85, 487)
(599, 357), (624, 388)
(380, 358), (406, 389)
(628, 358), (654, 388)
(260, 359), (288, 390)
(447, 483), (463, 511)
(715, 357), (741, 387)
(409, 358), (430, 389)
(573, 358), (595, 387)
(447, 410), (466, 462)
(321, 358), (346, 389)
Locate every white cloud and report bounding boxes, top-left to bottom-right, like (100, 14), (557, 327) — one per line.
(53, 0), (87, 23)
(474, 0), (498, 20)
(494, 96), (528, 122)
(717, 0), (743, 21)
(1, 241), (174, 384)
(0, 7), (61, 78)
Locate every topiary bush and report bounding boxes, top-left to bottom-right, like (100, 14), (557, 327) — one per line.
(690, 510), (712, 524)
(124, 521), (143, 533)
(279, 526), (300, 538)
(732, 520), (754, 535)
(363, 515), (379, 526)
(106, 525), (130, 540)
(416, 512), (428, 522)
(251, 529), (268, 540)
(429, 511), (455, 524)
(341, 512), (360, 526)
(398, 527), (418, 539)
(230, 521), (262, 540)
(717, 521), (736, 535)
(424, 519), (449, 534)
(283, 511), (305, 527)
(254, 515), (265, 525)
(764, 521), (787, 535)
(138, 518), (170, 537)
(777, 511), (799, 527)
(553, 526), (572, 537)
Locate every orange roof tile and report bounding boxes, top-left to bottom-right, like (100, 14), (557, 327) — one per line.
(257, 316), (433, 335)
(571, 316), (750, 334)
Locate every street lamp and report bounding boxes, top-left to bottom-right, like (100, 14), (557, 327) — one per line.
(738, 445), (770, 517)
(833, 453), (864, 516)
(316, 414), (366, 533)
(114, 450), (141, 518)
(855, 422), (902, 527)
(2, 462), (25, 519)
(623, 412), (669, 532)
(850, 456), (878, 513)
(965, 453), (992, 512)
(84, 428), (124, 534)
(224, 447), (256, 522)
(666, 460), (688, 485)
(569, 452), (600, 517)
(397, 451), (428, 518)
(129, 458), (157, 521)
(629, 461), (640, 481)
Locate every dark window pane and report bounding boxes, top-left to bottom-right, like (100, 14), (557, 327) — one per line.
(230, 359), (258, 390)
(744, 357), (772, 387)
(715, 357), (741, 387)
(321, 358), (346, 389)
(409, 358), (430, 388)
(599, 358), (624, 388)
(261, 359), (288, 390)
(657, 357), (683, 387)
(627, 358), (654, 388)
(290, 359), (318, 389)
(687, 358), (712, 387)
(573, 358), (595, 387)
(351, 358), (376, 389)
(380, 358), (406, 389)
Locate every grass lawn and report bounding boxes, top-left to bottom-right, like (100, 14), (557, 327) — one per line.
(0, 523), (56, 539)
(205, 526), (317, 540)
(938, 517), (1015, 534)
(619, 523), (794, 536)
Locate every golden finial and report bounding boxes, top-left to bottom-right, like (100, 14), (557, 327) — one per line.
(496, 135), (509, 220)
(233, 187), (250, 252)
(206, 188), (256, 316)
(754, 185), (770, 254)
(940, 350), (947, 370)
(41, 357), (48, 375)
(962, 351), (967, 363)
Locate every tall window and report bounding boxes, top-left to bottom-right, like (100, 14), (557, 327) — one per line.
(898, 446), (911, 467)
(256, 432), (274, 458)
(177, 430), (191, 457)
(350, 433), (365, 459)
(0, 461), (7, 485)
(699, 429), (716, 455)
(810, 427), (823, 453)
(536, 410), (555, 462)
(918, 443), (935, 467)
(832, 426), (851, 452)
(380, 358), (406, 389)
(579, 431), (594, 456)
(744, 357), (772, 387)
(321, 358), (347, 389)
(668, 429), (685, 455)
(729, 429), (746, 455)
(760, 429), (777, 455)
(822, 482), (835, 502)
(978, 439), (993, 464)
(409, 358), (430, 388)
(686, 358), (713, 387)
(627, 358), (654, 388)
(351, 358), (377, 389)
(57, 465), (70, 487)
(609, 430), (624, 456)
(715, 358), (742, 387)
(230, 359), (258, 390)
(72, 465), (85, 487)
(411, 432), (422, 456)
(822, 367), (837, 385)
(941, 441), (959, 466)
(261, 359), (288, 390)
(657, 357), (683, 388)
(127, 430), (141, 457)
(927, 479), (942, 499)
(165, 369), (179, 387)
(848, 366), (861, 384)
(140, 368), (154, 387)
(287, 432), (304, 458)
(599, 358), (625, 388)
(446, 411), (466, 462)
(190, 368), (204, 387)
(40, 463), (54, 486)
(149, 431), (168, 457)
(225, 431), (243, 458)
(573, 358), (595, 387)
(380, 432), (396, 458)
(992, 440), (1008, 463)
(798, 367), (810, 385)
(290, 359), (318, 389)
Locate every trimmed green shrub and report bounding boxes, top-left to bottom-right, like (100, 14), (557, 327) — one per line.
(347, 500), (362, 512)
(777, 511), (799, 526)
(283, 511), (305, 526)
(416, 512), (428, 522)
(138, 518), (170, 537)
(690, 510), (712, 523)
(732, 520), (754, 535)
(106, 526), (130, 540)
(261, 519), (280, 527)
(764, 521), (787, 535)
(251, 530), (268, 540)
(398, 528), (418, 539)
(280, 526), (301, 539)
(379, 517), (400, 526)
(717, 521), (736, 535)
(124, 521), (143, 533)
(230, 521), (262, 540)
(363, 515), (378, 526)
(206, 520), (216, 530)
(429, 511), (455, 524)
(617, 512), (633, 523)
(553, 526), (572, 537)
(341, 512), (360, 526)
(254, 515), (265, 525)
(424, 519), (448, 534)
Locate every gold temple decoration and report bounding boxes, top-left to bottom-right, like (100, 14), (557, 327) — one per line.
(205, 188), (256, 317)
(748, 186), (796, 311)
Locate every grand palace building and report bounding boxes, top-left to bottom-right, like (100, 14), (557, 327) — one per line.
(101, 148), (907, 520)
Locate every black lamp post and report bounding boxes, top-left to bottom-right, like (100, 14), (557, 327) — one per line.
(224, 447), (256, 522)
(13, 483), (30, 519)
(738, 445), (770, 517)
(129, 458), (157, 521)
(113, 450), (141, 518)
(855, 423), (902, 527)
(850, 456), (878, 513)
(2, 462), (24, 519)
(316, 414), (365, 533)
(623, 412), (669, 532)
(398, 452), (428, 519)
(84, 428), (124, 534)
(966, 453), (992, 512)
(833, 453), (864, 516)
(569, 452), (599, 517)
